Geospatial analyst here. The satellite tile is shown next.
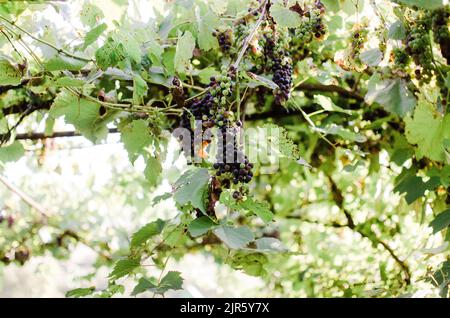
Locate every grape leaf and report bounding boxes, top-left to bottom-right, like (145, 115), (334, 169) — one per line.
(130, 219), (165, 247)
(81, 23), (107, 51)
(0, 59), (22, 86)
(54, 77), (85, 87)
(188, 216), (217, 237)
(196, 4), (219, 51)
(270, 2), (302, 28)
(393, 0), (444, 10)
(132, 271), (183, 296)
(45, 55), (86, 72)
(80, 3), (104, 27)
(314, 95), (354, 115)
(394, 175), (440, 204)
(174, 31), (195, 74)
(173, 168), (210, 212)
(213, 225), (255, 249)
(131, 277), (156, 296)
(95, 37), (126, 70)
(388, 21), (406, 40)
(430, 208), (450, 234)
(65, 287), (95, 298)
(132, 74), (148, 105)
(405, 99), (450, 162)
(0, 141), (24, 163)
(156, 271), (184, 295)
(109, 259), (140, 280)
(360, 49), (383, 67)
(144, 156), (162, 187)
(365, 76), (416, 117)
(49, 90), (111, 143)
(120, 119), (153, 163)
(230, 252), (268, 276)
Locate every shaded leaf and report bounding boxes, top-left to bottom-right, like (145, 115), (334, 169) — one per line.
(109, 259), (140, 280)
(173, 168), (210, 212)
(214, 225), (254, 249)
(130, 219), (165, 247)
(430, 208), (450, 234)
(188, 216), (217, 237)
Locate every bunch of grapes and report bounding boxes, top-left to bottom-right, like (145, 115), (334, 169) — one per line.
(430, 7), (450, 62)
(213, 29), (233, 52)
(263, 27), (293, 104)
(289, 1), (328, 61)
(213, 128), (254, 182)
(392, 48), (410, 69)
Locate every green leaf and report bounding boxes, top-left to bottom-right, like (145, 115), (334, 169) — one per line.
(318, 124), (367, 143)
(198, 67), (220, 84)
(164, 225), (187, 247)
(196, 4), (219, 51)
(173, 168), (210, 212)
(219, 191), (274, 223)
(152, 271), (184, 294)
(270, 3), (301, 28)
(152, 192), (172, 206)
(394, 0), (444, 10)
(54, 77), (85, 87)
(405, 99), (450, 162)
(359, 49), (383, 67)
(213, 225), (254, 249)
(388, 21), (406, 40)
(82, 23), (107, 51)
(112, 31), (142, 65)
(261, 123), (300, 160)
(430, 208), (450, 234)
(394, 176), (440, 204)
(188, 216), (217, 237)
(120, 119), (153, 163)
(365, 76), (416, 117)
(131, 277), (156, 296)
(45, 55), (86, 71)
(313, 95), (353, 115)
(230, 252), (268, 276)
(109, 259), (140, 280)
(49, 90), (111, 143)
(65, 287), (95, 298)
(0, 59), (22, 86)
(95, 37), (126, 70)
(0, 141), (24, 163)
(132, 74), (148, 105)
(174, 31), (195, 74)
(80, 3), (104, 27)
(132, 272), (184, 296)
(144, 156), (161, 186)
(130, 219), (165, 247)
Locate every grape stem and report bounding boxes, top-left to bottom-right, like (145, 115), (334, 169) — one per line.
(231, 0), (268, 71)
(0, 16), (93, 63)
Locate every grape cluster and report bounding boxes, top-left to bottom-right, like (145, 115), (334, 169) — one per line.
(393, 48), (410, 69)
(289, 2), (327, 61)
(430, 7), (450, 61)
(213, 128), (254, 187)
(263, 28), (293, 104)
(213, 29), (233, 52)
(405, 28), (434, 82)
